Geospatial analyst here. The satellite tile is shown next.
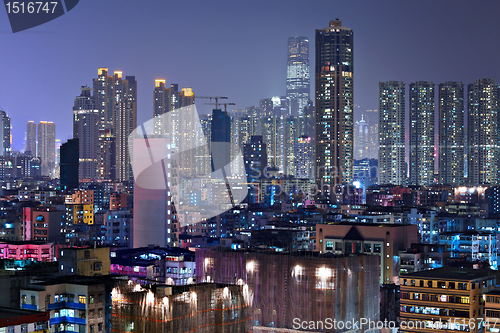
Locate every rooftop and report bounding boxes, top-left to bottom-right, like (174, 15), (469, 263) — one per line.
(0, 306), (48, 320)
(401, 267), (497, 280)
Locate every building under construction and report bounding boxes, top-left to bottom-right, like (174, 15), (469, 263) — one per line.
(111, 281), (252, 332)
(196, 249), (380, 332)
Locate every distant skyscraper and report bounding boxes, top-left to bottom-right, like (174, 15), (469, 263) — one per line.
(153, 80), (195, 175)
(468, 79), (500, 185)
(295, 136), (313, 179)
(286, 36), (310, 116)
(439, 82), (465, 185)
(261, 116), (279, 168)
(259, 98), (274, 118)
(0, 111), (11, 157)
(284, 116), (298, 176)
(379, 81), (405, 185)
(114, 74), (137, 181)
(409, 81), (435, 186)
(315, 19), (354, 193)
(196, 114), (212, 176)
(37, 121), (55, 177)
(211, 109), (231, 172)
(25, 121), (36, 156)
(355, 115), (369, 160)
(92, 68), (137, 180)
(73, 86), (99, 180)
(60, 139), (79, 190)
(243, 136), (267, 204)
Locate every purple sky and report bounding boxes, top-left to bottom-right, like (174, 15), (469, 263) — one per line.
(1, 0), (500, 152)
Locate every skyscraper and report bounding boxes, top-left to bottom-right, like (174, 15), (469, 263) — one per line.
(37, 121), (56, 177)
(355, 115), (369, 160)
(211, 109), (231, 172)
(25, 121), (37, 156)
(73, 86), (99, 180)
(315, 19), (354, 193)
(286, 36), (310, 116)
(60, 138), (79, 190)
(243, 136), (267, 204)
(409, 81), (435, 186)
(468, 79), (500, 185)
(92, 68), (137, 180)
(295, 136), (313, 179)
(114, 74), (137, 182)
(439, 82), (465, 185)
(284, 116), (298, 176)
(0, 110), (11, 157)
(261, 116), (279, 168)
(379, 81), (405, 185)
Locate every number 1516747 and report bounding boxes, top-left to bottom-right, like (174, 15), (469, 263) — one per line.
(5, 2), (58, 14)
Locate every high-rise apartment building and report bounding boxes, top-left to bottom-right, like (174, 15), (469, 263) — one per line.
(37, 121), (55, 177)
(284, 116), (298, 176)
(25, 121), (37, 156)
(261, 116), (279, 168)
(468, 79), (500, 185)
(355, 115), (369, 160)
(92, 68), (137, 180)
(60, 139), (79, 190)
(0, 111), (11, 157)
(114, 74), (137, 181)
(439, 82), (465, 185)
(295, 136), (313, 179)
(73, 86), (99, 180)
(315, 19), (354, 193)
(211, 109), (231, 172)
(286, 36), (310, 116)
(379, 81), (405, 185)
(153, 80), (194, 119)
(244, 136), (267, 204)
(409, 81), (435, 186)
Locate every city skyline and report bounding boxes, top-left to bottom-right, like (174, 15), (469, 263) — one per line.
(2, 1), (500, 152)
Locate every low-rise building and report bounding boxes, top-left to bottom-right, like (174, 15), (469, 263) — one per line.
(0, 241), (56, 262)
(0, 307), (49, 333)
(316, 223), (418, 284)
(59, 247), (111, 276)
(20, 276), (111, 333)
(400, 267), (499, 333)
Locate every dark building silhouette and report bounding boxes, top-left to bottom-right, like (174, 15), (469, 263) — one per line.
(210, 109), (231, 172)
(243, 136), (267, 203)
(60, 139), (79, 190)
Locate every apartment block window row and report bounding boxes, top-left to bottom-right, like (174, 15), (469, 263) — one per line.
(401, 292), (470, 304)
(401, 305), (470, 318)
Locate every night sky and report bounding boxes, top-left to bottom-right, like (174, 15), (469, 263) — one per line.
(1, 0), (500, 153)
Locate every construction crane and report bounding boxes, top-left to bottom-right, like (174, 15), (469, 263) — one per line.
(195, 96), (228, 109)
(204, 102), (235, 112)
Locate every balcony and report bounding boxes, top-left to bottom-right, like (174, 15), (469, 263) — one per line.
(21, 304), (37, 310)
(49, 316), (86, 325)
(47, 302), (86, 311)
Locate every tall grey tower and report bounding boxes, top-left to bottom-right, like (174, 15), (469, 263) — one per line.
(439, 82), (465, 185)
(378, 81), (405, 185)
(37, 121), (56, 177)
(468, 78), (500, 185)
(286, 36), (310, 116)
(409, 81), (435, 186)
(73, 86), (99, 180)
(0, 111), (11, 157)
(315, 19), (354, 193)
(25, 121), (37, 156)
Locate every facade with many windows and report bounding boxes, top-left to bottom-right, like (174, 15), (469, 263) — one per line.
(400, 268), (499, 333)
